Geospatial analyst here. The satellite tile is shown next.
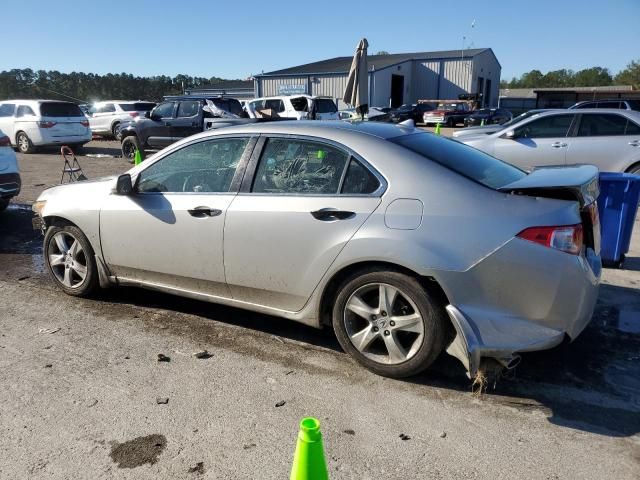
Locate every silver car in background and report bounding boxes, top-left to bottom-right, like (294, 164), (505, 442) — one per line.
(452, 109), (559, 139)
(88, 100), (156, 138)
(33, 121), (601, 378)
(460, 109), (640, 173)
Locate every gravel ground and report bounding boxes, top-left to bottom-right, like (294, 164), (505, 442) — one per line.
(0, 137), (638, 479)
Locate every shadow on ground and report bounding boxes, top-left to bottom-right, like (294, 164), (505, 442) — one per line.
(1, 204), (639, 438)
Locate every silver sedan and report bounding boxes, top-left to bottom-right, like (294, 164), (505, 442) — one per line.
(32, 121), (602, 378)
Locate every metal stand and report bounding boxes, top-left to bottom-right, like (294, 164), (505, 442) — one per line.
(60, 146), (86, 183)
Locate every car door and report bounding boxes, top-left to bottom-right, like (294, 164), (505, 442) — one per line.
(565, 113), (640, 172)
(492, 113), (576, 171)
(171, 100), (202, 140)
(146, 101), (176, 148)
(100, 135), (255, 296)
(224, 136), (383, 311)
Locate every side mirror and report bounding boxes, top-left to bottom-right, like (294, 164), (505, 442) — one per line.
(503, 130), (516, 139)
(115, 174), (133, 195)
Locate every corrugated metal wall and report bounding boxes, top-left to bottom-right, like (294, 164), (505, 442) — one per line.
(438, 60), (474, 99)
(471, 50), (501, 107)
(413, 61), (440, 101)
(311, 75), (349, 108)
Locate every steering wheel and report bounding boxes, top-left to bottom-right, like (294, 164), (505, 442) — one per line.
(182, 173), (214, 193)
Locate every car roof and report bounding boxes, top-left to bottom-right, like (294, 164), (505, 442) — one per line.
(93, 100), (152, 104)
(0, 99), (77, 104)
(193, 120), (418, 141)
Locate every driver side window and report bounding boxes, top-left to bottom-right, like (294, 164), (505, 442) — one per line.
(515, 115), (574, 139)
(137, 138), (250, 193)
(152, 102), (175, 119)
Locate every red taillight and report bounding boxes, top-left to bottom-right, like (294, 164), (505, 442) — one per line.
(38, 121), (56, 128)
(0, 135), (10, 146)
(80, 120), (89, 127)
(517, 224), (583, 255)
(128, 112), (139, 118)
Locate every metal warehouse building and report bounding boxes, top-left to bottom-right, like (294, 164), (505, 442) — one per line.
(254, 48), (501, 109)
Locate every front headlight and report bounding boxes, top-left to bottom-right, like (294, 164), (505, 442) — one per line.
(32, 200), (47, 216)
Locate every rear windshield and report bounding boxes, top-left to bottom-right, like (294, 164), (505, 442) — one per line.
(119, 102), (156, 112)
(211, 98), (244, 116)
(315, 98), (337, 113)
(627, 100), (640, 111)
(39, 102), (84, 117)
(391, 133), (525, 189)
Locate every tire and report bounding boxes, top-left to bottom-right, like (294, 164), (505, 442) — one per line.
(332, 269), (448, 378)
(446, 117), (454, 128)
(44, 225), (98, 297)
(16, 131), (36, 154)
(0, 198), (9, 212)
(112, 122), (121, 141)
(121, 135), (140, 163)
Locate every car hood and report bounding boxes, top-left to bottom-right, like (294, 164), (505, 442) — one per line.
(37, 175), (116, 203)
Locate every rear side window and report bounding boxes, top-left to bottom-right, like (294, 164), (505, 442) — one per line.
(625, 120), (640, 135)
(315, 98), (337, 113)
(40, 102), (84, 117)
(0, 104), (16, 117)
(597, 101), (621, 109)
(153, 102), (175, 118)
(16, 105), (35, 117)
(341, 159), (380, 194)
(627, 100), (640, 111)
(253, 138), (349, 194)
(391, 133), (525, 190)
(120, 102), (156, 112)
(264, 99), (285, 113)
(515, 114), (574, 138)
(578, 114), (628, 136)
(290, 97), (308, 112)
(211, 98), (244, 116)
(177, 100), (200, 117)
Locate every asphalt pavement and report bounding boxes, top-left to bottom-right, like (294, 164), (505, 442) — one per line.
(0, 139), (638, 479)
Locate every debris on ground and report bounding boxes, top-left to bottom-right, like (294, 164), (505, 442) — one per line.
(243, 443), (257, 450)
(188, 462), (205, 474)
(343, 429), (356, 435)
(157, 354), (171, 363)
(193, 350), (213, 359)
(285, 370), (294, 375)
(38, 327), (60, 335)
(272, 335), (285, 344)
(86, 153), (116, 158)
(439, 431), (447, 438)
(44, 364), (52, 368)
(17, 276), (29, 281)
(399, 433), (411, 441)
(275, 400), (286, 407)
(156, 397), (169, 405)
(109, 434), (167, 469)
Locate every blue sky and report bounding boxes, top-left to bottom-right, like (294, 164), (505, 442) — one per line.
(4, 0), (639, 80)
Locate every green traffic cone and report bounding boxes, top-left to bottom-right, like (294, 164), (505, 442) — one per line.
(480, 118), (485, 126)
(290, 417), (328, 480)
(434, 123), (441, 135)
(134, 148), (142, 166)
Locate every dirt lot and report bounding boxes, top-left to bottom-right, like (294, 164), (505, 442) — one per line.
(0, 138), (639, 479)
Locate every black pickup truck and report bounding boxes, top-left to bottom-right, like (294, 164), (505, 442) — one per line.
(119, 96), (252, 160)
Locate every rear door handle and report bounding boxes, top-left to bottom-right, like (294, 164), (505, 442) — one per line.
(310, 208), (355, 221)
(629, 140), (640, 147)
(188, 206), (222, 218)
(551, 142), (568, 148)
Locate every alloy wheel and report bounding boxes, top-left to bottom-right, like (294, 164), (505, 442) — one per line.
(18, 134), (29, 152)
(343, 283), (425, 365)
(48, 231), (88, 289)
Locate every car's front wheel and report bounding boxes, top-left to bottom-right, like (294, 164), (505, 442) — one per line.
(16, 131), (36, 154)
(121, 135), (140, 163)
(44, 225), (98, 296)
(332, 269), (448, 378)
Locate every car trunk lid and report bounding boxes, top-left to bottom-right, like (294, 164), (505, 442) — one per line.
(498, 165), (600, 253)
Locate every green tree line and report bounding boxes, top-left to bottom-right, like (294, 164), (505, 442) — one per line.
(0, 69), (241, 103)
(500, 59), (640, 90)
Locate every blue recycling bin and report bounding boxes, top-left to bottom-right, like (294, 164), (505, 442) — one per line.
(597, 172), (640, 267)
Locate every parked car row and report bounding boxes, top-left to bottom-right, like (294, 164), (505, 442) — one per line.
(0, 128), (20, 211)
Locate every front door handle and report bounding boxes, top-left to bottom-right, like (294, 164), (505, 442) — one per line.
(310, 208), (355, 221)
(629, 140), (640, 147)
(188, 206), (222, 218)
(551, 142), (568, 148)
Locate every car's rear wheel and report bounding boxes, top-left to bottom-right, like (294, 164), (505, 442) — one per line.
(44, 225), (98, 297)
(112, 122), (121, 140)
(16, 131), (36, 154)
(332, 270), (447, 378)
(121, 135), (140, 163)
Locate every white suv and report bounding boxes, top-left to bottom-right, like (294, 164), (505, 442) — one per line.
(88, 101), (156, 138)
(247, 95), (339, 120)
(0, 100), (92, 154)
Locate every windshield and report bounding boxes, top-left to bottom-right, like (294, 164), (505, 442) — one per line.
(437, 103), (457, 111)
(39, 102), (84, 117)
(120, 102), (156, 112)
(391, 133), (525, 189)
(315, 98), (337, 113)
(501, 110), (539, 128)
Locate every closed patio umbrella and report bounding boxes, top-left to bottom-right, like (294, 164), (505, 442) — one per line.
(343, 38), (369, 119)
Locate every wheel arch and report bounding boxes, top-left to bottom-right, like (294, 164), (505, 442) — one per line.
(624, 160), (640, 174)
(318, 260), (451, 327)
